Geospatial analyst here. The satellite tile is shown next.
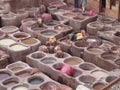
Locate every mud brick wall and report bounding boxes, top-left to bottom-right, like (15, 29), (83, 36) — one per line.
(105, 0), (119, 19)
(86, 0), (100, 12)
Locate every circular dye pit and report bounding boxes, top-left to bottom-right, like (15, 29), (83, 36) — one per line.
(13, 33), (29, 39)
(106, 76), (117, 83)
(21, 18), (36, 26)
(90, 22), (103, 28)
(73, 16), (85, 21)
(101, 52), (118, 61)
(79, 63), (96, 71)
(10, 66), (24, 72)
(87, 48), (104, 54)
(93, 83), (106, 90)
(55, 25), (72, 31)
(72, 69), (82, 77)
(79, 75), (96, 84)
(63, 13), (76, 18)
(41, 57), (57, 64)
(64, 57), (82, 65)
(40, 30), (58, 37)
(91, 70), (109, 79)
(31, 52), (45, 59)
(8, 63), (27, 72)
(55, 52), (68, 58)
(1, 26), (18, 34)
(74, 40), (89, 47)
(2, 78), (19, 87)
(28, 77), (44, 85)
(21, 38), (37, 45)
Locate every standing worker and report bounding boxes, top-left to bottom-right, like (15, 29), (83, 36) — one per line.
(81, 0), (87, 12)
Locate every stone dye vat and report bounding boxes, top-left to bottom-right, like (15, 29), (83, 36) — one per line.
(8, 32), (31, 41)
(1, 12), (17, 26)
(1, 26), (19, 34)
(2, 61), (73, 90)
(87, 21), (104, 35)
(71, 36), (102, 57)
(7, 44), (30, 62)
(43, 20), (62, 29)
(57, 36), (73, 53)
(20, 38), (41, 52)
(6, 61), (31, 74)
(54, 24), (73, 36)
(25, 23), (47, 37)
(36, 29), (61, 44)
(26, 51), (113, 89)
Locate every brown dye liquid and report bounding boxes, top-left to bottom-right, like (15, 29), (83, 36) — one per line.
(73, 17), (84, 21)
(63, 13), (75, 17)
(102, 55), (116, 60)
(21, 38), (37, 45)
(11, 66), (24, 72)
(4, 81), (18, 87)
(0, 73), (10, 81)
(88, 48), (103, 54)
(64, 59), (80, 65)
(14, 34), (27, 38)
(93, 83), (105, 90)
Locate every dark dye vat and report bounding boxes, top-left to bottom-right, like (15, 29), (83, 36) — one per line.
(28, 77), (44, 85)
(14, 34), (27, 39)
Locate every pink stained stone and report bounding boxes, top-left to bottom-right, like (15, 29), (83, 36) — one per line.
(61, 64), (74, 76)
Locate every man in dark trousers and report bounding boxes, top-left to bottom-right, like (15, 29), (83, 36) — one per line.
(74, 0), (79, 8)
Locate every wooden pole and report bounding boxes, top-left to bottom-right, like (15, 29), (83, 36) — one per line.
(118, 1), (120, 21)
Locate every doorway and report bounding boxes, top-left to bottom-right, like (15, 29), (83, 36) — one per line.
(100, 0), (106, 12)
